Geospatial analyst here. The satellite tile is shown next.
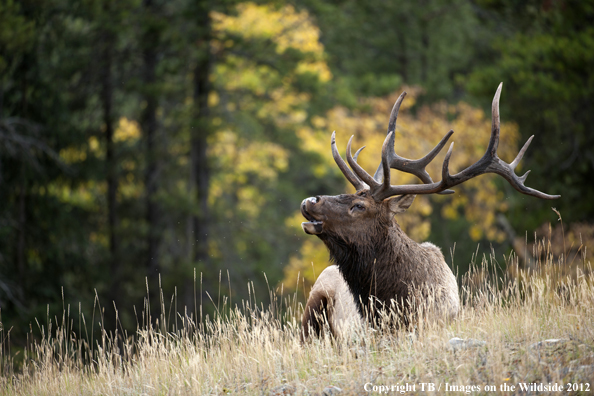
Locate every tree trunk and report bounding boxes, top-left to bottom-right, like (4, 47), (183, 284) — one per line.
(186, 1), (212, 313)
(142, 0), (160, 302)
(17, 66), (29, 301)
(0, 80), (4, 119)
(191, 4), (211, 265)
(17, 175), (26, 300)
(100, 5), (119, 304)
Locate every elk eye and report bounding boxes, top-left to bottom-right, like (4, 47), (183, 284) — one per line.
(352, 203), (365, 211)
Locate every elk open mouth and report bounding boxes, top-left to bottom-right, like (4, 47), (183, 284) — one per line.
(301, 199), (323, 235)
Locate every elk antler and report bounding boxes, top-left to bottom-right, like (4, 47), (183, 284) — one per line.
(373, 91), (455, 195)
(331, 131), (368, 191)
(372, 92), (453, 191)
(333, 83), (561, 202)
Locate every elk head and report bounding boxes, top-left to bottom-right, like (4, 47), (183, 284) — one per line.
(301, 83), (560, 240)
(301, 191), (415, 244)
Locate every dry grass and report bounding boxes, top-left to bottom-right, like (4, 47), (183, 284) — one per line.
(1, 237), (593, 395)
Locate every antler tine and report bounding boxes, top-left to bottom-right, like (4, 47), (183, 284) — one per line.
(331, 131), (368, 191)
(374, 92), (406, 182)
(441, 142), (455, 186)
(353, 146), (366, 163)
(510, 135), (533, 170)
(346, 136), (380, 189)
(446, 82), (559, 199)
(490, 161), (559, 199)
(388, 92), (407, 135)
(488, 82), (502, 156)
(370, 129), (456, 201)
(369, 83), (560, 201)
(383, 129), (455, 185)
(377, 131), (448, 188)
(372, 92), (455, 197)
(380, 133), (394, 190)
(373, 130), (392, 182)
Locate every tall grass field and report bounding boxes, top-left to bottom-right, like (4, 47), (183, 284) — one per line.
(1, 234), (592, 395)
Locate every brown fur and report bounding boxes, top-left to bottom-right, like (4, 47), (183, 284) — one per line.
(301, 191), (459, 339)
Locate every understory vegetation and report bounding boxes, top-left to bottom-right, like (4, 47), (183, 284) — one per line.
(1, 235), (592, 395)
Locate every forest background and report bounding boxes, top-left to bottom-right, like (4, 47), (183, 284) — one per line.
(1, 0), (593, 341)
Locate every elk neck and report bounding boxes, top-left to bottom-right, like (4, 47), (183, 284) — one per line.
(319, 219), (420, 319)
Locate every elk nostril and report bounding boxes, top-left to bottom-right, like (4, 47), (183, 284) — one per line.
(313, 196), (321, 204)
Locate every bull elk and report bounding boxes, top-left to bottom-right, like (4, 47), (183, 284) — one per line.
(300, 83), (560, 339)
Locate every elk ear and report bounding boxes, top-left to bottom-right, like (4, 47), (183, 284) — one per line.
(386, 194), (416, 214)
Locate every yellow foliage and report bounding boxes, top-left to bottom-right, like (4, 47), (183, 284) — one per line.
(296, 61), (332, 82)
(259, 89), (310, 126)
(212, 3), (326, 56)
(46, 181), (105, 211)
(88, 136), (102, 157)
(59, 146), (87, 164)
(284, 213), (333, 292)
(114, 117), (140, 143)
(237, 186), (266, 218)
(212, 3), (332, 94)
(208, 130), (289, 219)
(208, 2), (333, 231)
(61, 119), (136, 163)
(118, 173), (143, 201)
(282, 238), (330, 292)
(284, 211), (306, 232)
(208, 91), (220, 107)
(284, 88), (519, 289)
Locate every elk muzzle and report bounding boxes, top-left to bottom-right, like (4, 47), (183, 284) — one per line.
(301, 196), (324, 235)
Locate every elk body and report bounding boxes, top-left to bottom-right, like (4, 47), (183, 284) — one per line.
(301, 84), (559, 339)
(301, 265), (361, 340)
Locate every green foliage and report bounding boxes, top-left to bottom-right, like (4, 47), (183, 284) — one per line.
(0, 0), (339, 338)
(467, 0), (594, 229)
(300, 0), (479, 101)
(0, 0), (35, 74)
